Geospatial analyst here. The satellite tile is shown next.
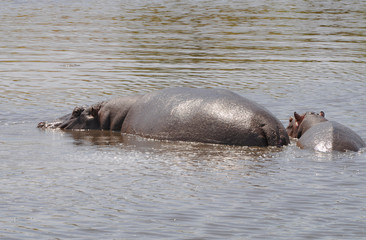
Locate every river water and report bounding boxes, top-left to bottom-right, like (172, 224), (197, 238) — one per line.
(1, 0), (366, 239)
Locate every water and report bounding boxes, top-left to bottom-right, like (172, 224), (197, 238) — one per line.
(1, 0), (366, 239)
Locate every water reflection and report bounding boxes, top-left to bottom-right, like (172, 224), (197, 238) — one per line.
(58, 129), (285, 179)
(64, 129), (283, 161)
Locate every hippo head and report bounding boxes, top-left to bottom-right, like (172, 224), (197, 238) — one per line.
(60, 105), (101, 129)
(38, 103), (103, 130)
(286, 111), (325, 138)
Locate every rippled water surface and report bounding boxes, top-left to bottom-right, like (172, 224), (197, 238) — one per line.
(1, 0), (366, 239)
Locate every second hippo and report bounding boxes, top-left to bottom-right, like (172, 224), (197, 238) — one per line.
(287, 111), (365, 152)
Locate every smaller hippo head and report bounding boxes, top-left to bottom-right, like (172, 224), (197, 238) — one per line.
(58, 104), (102, 130)
(286, 111), (325, 138)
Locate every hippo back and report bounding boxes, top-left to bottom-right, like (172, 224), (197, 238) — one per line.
(121, 87), (289, 146)
(296, 113), (327, 138)
(297, 121), (365, 152)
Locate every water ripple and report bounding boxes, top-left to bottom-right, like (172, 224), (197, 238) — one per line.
(1, 0), (366, 239)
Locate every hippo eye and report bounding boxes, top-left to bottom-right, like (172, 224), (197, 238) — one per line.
(72, 106), (84, 118)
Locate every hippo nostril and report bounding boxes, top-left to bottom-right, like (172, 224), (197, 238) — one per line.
(37, 122), (46, 128)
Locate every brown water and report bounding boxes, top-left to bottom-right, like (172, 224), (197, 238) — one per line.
(1, 0), (366, 239)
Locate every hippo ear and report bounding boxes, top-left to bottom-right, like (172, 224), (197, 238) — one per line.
(320, 111), (325, 117)
(294, 112), (301, 121)
(294, 112), (304, 126)
(90, 103), (102, 118)
(90, 107), (99, 118)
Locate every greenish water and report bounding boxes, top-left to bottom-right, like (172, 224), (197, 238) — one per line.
(1, 0), (366, 239)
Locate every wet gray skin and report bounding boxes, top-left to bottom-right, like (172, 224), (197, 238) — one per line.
(38, 87), (290, 147)
(286, 111), (365, 152)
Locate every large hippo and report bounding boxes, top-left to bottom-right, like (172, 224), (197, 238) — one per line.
(286, 111), (365, 152)
(38, 87), (289, 147)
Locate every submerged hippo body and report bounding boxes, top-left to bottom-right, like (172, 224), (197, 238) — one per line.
(287, 112), (365, 152)
(38, 87), (289, 147)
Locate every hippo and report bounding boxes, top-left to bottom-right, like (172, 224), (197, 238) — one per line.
(287, 111), (365, 152)
(38, 87), (289, 147)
